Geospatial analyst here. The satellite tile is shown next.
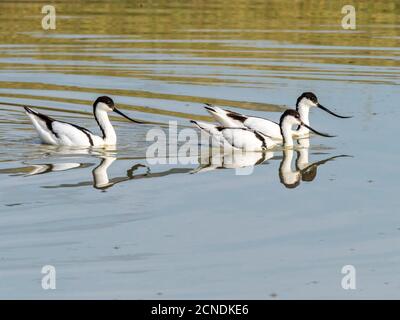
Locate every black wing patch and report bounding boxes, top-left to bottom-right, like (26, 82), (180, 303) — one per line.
(216, 126), (248, 132)
(252, 130), (267, 149)
(226, 112), (247, 123)
(217, 127), (268, 149)
(67, 123), (94, 146)
(25, 107), (59, 138)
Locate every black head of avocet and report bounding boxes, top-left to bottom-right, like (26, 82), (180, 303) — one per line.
(280, 109), (335, 147)
(93, 96), (143, 124)
(296, 92), (352, 119)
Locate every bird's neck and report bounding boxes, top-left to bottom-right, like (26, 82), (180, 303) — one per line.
(95, 109), (116, 145)
(281, 149), (294, 172)
(281, 121), (294, 148)
(296, 148), (309, 170)
(296, 104), (310, 135)
(297, 138), (310, 168)
(93, 157), (116, 188)
(280, 149), (300, 186)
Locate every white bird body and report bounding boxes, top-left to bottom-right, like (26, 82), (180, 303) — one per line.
(205, 105), (282, 139)
(240, 116), (282, 139)
(191, 120), (276, 151)
(220, 127), (275, 151)
(192, 119), (228, 147)
(193, 119), (275, 151)
(26, 108), (102, 147)
(25, 96), (142, 147)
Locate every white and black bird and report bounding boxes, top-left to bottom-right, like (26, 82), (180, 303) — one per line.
(204, 92), (350, 140)
(24, 96), (143, 147)
(191, 109), (334, 152)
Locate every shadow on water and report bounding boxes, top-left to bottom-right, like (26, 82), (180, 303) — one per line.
(278, 149), (351, 189)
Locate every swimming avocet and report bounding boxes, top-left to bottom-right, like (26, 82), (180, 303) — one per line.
(204, 92), (350, 140)
(24, 96), (143, 147)
(191, 109), (334, 152)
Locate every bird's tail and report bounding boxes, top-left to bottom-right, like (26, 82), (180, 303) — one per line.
(24, 106), (37, 114)
(204, 103), (228, 118)
(204, 103), (246, 126)
(190, 120), (221, 136)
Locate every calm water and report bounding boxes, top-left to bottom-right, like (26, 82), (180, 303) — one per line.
(0, 0), (400, 299)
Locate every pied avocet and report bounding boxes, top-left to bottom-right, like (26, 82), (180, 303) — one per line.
(24, 96), (143, 147)
(204, 92), (350, 140)
(191, 109), (334, 152)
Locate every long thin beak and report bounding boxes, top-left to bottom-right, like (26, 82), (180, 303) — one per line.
(317, 104), (352, 119)
(114, 107), (144, 124)
(301, 122), (336, 138)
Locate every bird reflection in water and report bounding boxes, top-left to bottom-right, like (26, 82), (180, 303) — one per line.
(0, 146), (191, 190)
(40, 156), (193, 191)
(192, 150), (275, 174)
(0, 140), (350, 190)
(91, 157), (150, 190)
(193, 138), (350, 188)
(279, 138), (350, 189)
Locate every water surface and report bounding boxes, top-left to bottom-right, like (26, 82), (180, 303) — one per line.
(0, 0), (400, 299)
